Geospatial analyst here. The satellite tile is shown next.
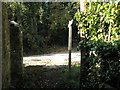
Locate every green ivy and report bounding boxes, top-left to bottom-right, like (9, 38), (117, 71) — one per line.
(75, 2), (120, 89)
(74, 2), (120, 41)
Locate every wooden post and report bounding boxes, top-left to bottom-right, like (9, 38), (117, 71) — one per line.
(68, 20), (73, 86)
(68, 19), (73, 72)
(10, 21), (23, 88)
(0, 2), (2, 90)
(80, 0), (87, 11)
(108, 23), (111, 41)
(2, 3), (11, 88)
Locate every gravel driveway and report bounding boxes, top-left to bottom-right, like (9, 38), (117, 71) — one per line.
(23, 51), (81, 68)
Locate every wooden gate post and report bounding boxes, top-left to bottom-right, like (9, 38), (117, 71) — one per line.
(68, 19), (73, 76)
(2, 3), (11, 88)
(80, 0), (86, 11)
(10, 21), (23, 88)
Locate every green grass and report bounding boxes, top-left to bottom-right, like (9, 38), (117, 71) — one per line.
(56, 64), (80, 88)
(23, 66), (48, 88)
(22, 64), (80, 88)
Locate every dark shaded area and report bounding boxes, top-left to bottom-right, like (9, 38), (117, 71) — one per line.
(10, 21), (23, 88)
(6, 2), (80, 56)
(78, 40), (120, 89)
(23, 66), (67, 88)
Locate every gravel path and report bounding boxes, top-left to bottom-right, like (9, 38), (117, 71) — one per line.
(23, 51), (81, 68)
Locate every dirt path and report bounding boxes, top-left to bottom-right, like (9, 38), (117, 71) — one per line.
(23, 65), (68, 88)
(23, 50), (81, 88)
(23, 51), (81, 68)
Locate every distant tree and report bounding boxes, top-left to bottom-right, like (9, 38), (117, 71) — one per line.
(6, 2), (79, 54)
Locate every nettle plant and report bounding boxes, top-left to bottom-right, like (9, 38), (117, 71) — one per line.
(74, 2), (120, 41)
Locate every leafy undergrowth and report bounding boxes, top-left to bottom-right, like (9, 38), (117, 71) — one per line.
(44, 45), (68, 54)
(44, 45), (78, 54)
(23, 45), (68, 56)
(24, 44), (78, 56)
(23, 64), (80, 88)
(56, 65), (80, 88)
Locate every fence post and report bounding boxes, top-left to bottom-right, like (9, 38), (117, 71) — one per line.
(68, 19), (73, 85)
(10, 21), (23, 88)
(2, 3), (11, 88)
(80, 0), (86, 11)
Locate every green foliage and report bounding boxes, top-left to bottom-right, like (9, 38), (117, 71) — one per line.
(23, 66), (48, 88)
(74, 2), (120, 41)
(57, 65), (80, 88)
(74, 2), (120, 89)
(6, 2), (79, 55)
(78, 40), (120, 89)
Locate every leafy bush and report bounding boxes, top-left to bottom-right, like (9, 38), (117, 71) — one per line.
(74, 2), (120, 41)
(74, 2), (120, 89)
(78, 40), (120, 89)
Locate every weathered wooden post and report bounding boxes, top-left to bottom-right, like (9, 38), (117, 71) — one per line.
(0, 2), (2, 90)
(10, 20), (23, 88)
(80, 0), (86, 12)
(2, 3), (11, 88)
(68, 19), (73, 80)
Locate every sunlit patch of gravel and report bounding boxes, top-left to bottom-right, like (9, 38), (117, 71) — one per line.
(23, 51), (81, 68)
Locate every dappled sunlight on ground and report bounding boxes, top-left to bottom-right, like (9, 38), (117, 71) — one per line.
(23, 51), (81, 68)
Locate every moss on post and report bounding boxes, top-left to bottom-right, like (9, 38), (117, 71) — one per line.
(2, 3), (11, 88)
